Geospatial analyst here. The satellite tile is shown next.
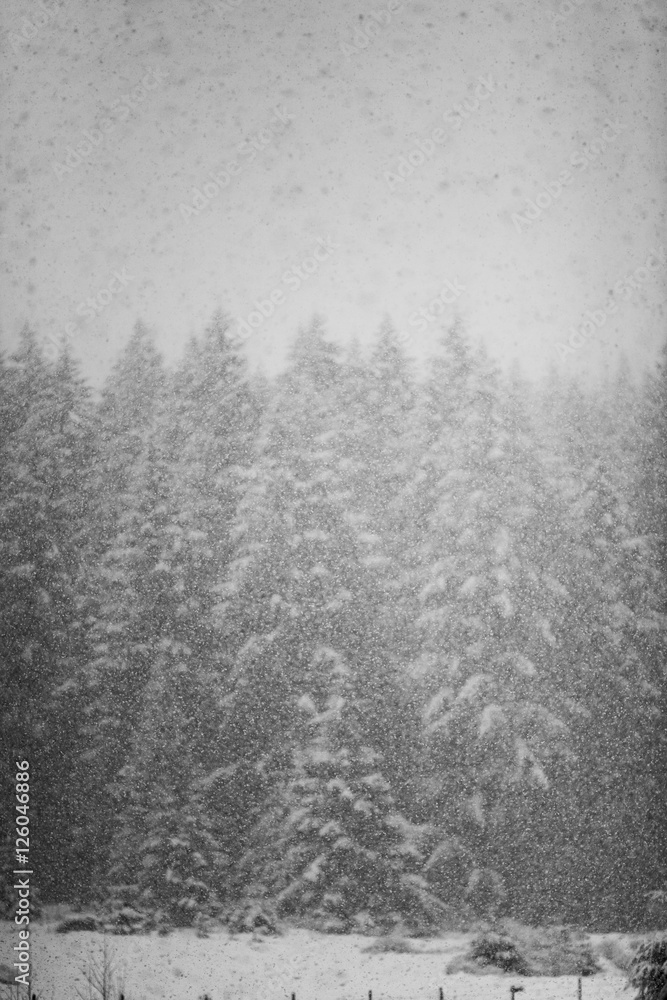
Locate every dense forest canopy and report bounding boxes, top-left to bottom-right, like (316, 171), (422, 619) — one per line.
(1, 317), (666, 933)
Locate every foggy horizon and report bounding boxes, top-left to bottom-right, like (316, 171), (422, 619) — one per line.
(2, 0), (665, 385)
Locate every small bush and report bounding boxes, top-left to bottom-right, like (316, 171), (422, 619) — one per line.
(448, 931), (533, 975)
(628, 936), (667, 1000)
(225, 899), (280, 935)
(194, 912), (213, 938)
(98, 903), (150, 935)
(55, 914), (100, 933)
(509, 922), (600, 977)
(470, 932), (532, 974)
(596, 936), (640, 972)
(362, 937), (416, 954)
(448, 923), (601, 977)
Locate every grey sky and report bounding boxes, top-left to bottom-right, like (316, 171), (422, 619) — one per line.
(1, 0), (665, 384)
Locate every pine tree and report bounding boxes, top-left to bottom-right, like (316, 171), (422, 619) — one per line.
(162, 313), (264, 892)
(107, 644), (228, 927)
(638, 345), (667, 917)
(337, 325), (426, 802)
(91, 321), (166, 554)
(93, 316), (262, 920)
(96, 434), (230, 922)
(217, 321), (360, 883)
(224, 321), (440, 925)
(410, 327), (573, 916)
(243, 649), (445, 932)
(72, 324), (172, 898)
(554, 374), (666, 926)
(527, 367), (666, 926)
(0, 330), (95, 902)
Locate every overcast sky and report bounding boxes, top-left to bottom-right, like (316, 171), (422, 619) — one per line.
(1, 0), (665, 385)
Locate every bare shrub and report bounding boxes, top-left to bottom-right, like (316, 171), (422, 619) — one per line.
(75, 938), (125, 1000)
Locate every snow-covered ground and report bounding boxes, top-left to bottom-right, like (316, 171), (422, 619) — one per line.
(0, 923), (630, 1000)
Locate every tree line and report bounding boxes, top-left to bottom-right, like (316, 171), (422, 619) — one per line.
(1, 317), (665, 932)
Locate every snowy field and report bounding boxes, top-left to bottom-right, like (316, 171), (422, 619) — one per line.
(0, 923), (631, 1000)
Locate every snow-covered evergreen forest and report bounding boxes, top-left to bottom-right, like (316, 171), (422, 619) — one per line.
(1, 317), (666, 933)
